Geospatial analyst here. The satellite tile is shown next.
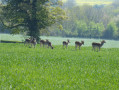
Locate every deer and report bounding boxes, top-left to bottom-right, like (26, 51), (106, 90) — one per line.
(31, 37), (37, 48)
(40, 39), (53, 49)
(92, 40), (106, 51)
(46, 40), (54, 49)
(24, 36), (37, 48)
(75, 41), (84, 50)
(40, 39), (46, 47)
(24, 37), (32, 46)
(63, 39), (70, 48)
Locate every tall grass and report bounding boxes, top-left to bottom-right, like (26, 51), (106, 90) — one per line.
(0, 43), (119, 89)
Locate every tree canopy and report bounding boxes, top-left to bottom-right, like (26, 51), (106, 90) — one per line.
(0, 0), (66, 41)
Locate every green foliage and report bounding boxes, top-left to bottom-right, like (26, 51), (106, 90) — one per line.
(103, 22), (118, 39)
(0, 43), (119, 89)
(1, 0), (66, 41)
(46, 1), (119, 40)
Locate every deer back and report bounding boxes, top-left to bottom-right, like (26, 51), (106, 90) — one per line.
(40, 40), (45, 44)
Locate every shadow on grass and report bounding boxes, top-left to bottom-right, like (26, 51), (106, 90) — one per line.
(0, 40), (23, 43)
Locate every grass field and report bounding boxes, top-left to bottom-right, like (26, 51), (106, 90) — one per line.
(0, 43), (119, 89)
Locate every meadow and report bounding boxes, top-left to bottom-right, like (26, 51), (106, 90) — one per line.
(0, 42), (119, 89)
(0, 34), (119, 89)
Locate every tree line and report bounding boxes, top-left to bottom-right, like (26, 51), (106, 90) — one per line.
(46, 1), (119, 40)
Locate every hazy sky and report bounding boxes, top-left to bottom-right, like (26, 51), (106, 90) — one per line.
(62, 0), (67, 3)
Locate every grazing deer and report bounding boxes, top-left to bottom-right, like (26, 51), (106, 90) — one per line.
(31, 38), (37, 48)
(92, 40), (106, 51)
(63, 39), (70, 48)
(40, 39), (53, 49)
(75, 41), (84, 50)
(46, 40), (54, 49)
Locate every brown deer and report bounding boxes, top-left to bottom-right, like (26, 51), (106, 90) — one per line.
(63, 39), (70, 48)
(31, 38), (37, 48)
(24, 37), (37, 48)
(75, 41), (84, 50)
(40, 40), (46, 47)
(40, 39), (53, 49)
(24, 37), (32, 46)
(92, 40), (106, 51)
(46, 40), (53, 49)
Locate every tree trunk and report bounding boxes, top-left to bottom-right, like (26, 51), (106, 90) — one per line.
(28, 0), (40, 42)
(28, 20), (40, 42)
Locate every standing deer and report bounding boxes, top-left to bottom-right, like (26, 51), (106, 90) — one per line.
(40, 39), (53, 49)
(92, 40), (106, 51)
(75, 41), (84, 50)
(24, 37), (37, 48)
(63, 39), (70, 48)
(31, 38), (37, 48)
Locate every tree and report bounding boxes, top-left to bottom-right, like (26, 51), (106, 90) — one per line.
(0, 0), (66, 42)
(103, 22), (118, 39)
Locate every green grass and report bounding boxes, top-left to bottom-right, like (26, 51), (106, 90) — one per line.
(0, 43), (119, 89)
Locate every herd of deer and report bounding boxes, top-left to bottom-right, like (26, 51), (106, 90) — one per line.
(24, 37), (106, 51)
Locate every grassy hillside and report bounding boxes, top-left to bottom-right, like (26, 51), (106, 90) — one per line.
(0, 43), (119, 89)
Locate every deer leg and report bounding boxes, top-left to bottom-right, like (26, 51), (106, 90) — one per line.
(30, 43), (32, 48)
(92, 47), (94, 51)
(66, 45), (67, 49)
(94, 47), (95, 51)
(42, 44), (44, 47)
(79, 46), (81, 50)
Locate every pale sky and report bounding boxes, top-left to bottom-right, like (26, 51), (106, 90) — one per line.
(62, 0), (113, 5)
(62, 0), (67, 3)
